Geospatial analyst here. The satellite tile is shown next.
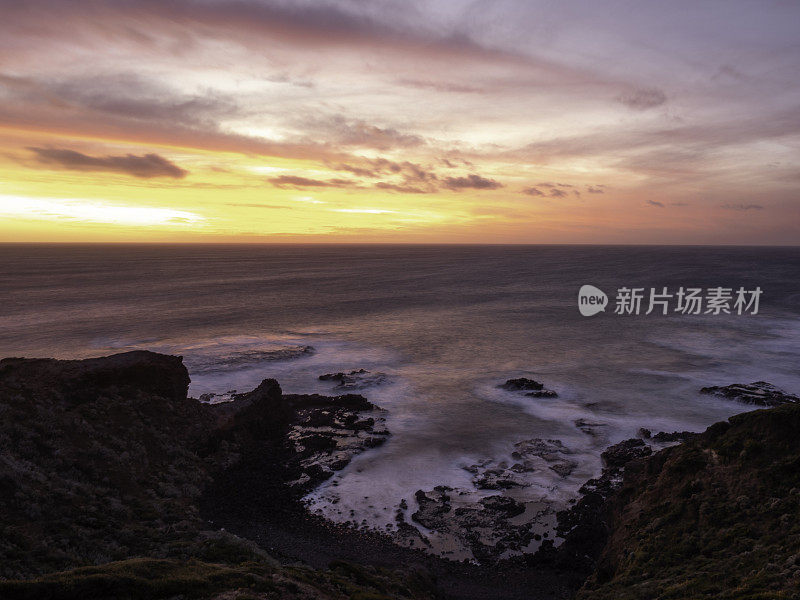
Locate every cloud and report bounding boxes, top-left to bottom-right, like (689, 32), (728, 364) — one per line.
(398, 78), (485, 94)
(523, 184), (579, 198)
(522, 187), (545, 196)
(375, 182), (427, 194)
(442, 174), (502, 190)
(298, 114), (424, 150)
(617, 87), (667, 110)
(29, 147), (187, 178)
(587, 186), (605, 194)
(721, 203), (764, 211)
(268, 175), (355, 188)
(646, 199), (665, 207)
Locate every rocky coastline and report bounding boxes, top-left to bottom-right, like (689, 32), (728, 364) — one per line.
(1, 352), (799, 599)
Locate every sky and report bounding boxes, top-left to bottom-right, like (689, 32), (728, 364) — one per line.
(0, 0), (798, 244)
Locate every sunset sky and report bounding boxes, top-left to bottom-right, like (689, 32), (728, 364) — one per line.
(0, 0), (798, 243)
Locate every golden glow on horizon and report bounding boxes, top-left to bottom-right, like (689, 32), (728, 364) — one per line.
(0, 195), (206, 227)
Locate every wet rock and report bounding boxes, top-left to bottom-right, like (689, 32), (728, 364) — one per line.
(526, 389), (559, 398)
(480, 495), (526, 518)
(319, 369), (389, 390)
(284, 393), (389, 490)
(549, 460), (579, 478)
(409, 488), (540, 563)
(601, 438), (652, 469)
(412, 487), (453, 530)
(500, 377), (544, 391)
(700, 381), (799, 407)
(468, 439), (574, 490)
(651, 430), (697, 443)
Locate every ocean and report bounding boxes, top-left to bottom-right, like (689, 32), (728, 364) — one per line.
(2, 244), (799, 557)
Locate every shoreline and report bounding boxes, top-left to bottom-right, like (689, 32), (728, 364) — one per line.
(2, 350), (799, 599)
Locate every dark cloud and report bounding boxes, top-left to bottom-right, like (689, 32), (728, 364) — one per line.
(617, 87), (667, 110)
(335, 158), (434, 178)
(587, 185), (605, 194)
(50, 73), (238, 128)
(268, 175), (354, 188)
(442, 174), (503, 190)
(522, 186), (545, 196)
(721, 203), (764, 211)
(646, 199), (665, 207)
(29, 147), (187, 178)
(523, 184), (572, 197)
(375, 182), (426, 194)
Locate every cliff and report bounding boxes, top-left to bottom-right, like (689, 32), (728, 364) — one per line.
(0, 351), (435, 600)
(578, 403), (800, 599)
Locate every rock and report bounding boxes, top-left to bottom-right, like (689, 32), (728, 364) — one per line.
(500, 377), (544, 391)
(700, 381), (799, 407)
(526, 389), (559, 398)
(409, 487), (540, 563)
(468, 439), (573, 490)
(550, 460), (579, 477)
(601, 438), (652, 469)
(0, 350), (191, 406)
(637, 428), (652, 439)
(480, 495), (526, 518)
(651, 430), (697, 443)
(412, 488), (452, 530)
(318, 369), (388, 390)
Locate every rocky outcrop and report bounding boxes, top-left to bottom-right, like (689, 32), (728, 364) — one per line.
(700, 381), (799, 406)
(318, 369), (389, 390)
(0, 351), (407, 599)
(577, 401), (800, 598)
(500, 378), (544, 391)
(600, 438), (651, 469)
(0, 350), (191, 405)
(532, 384), (800, 599)
(410, 486), (540, 563)
(500, 377), (559, 398)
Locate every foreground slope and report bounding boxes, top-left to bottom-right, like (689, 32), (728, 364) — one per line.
(578, 403), (800, 599)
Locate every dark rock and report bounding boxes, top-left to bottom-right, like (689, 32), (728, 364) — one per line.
(480, 495), (526, 518)
(318, 369), (388, 390)
(601, 438), (652, 469)
(500, 377), (544, 391)
(700, 381), (799, 407)
(410, 487), (538, 563)
(549, 461), (579, 477)
(651, 430), (697, 443)
(525, 389), (559, 398)
(0, 350), (191, 406)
